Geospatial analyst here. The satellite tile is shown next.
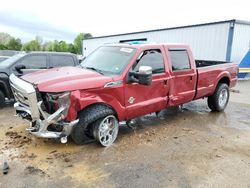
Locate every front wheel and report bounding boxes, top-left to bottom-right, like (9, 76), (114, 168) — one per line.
(207, 83), (229, 112)
(93, 115), (119, 147)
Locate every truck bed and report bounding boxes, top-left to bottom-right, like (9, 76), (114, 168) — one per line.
(195, 60), (229, 68)
(194, 60), (238, 100)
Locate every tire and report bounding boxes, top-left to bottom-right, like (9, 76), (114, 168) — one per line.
(71, 104), (115, 145)
(207, 83), (229, 112)
(93, 115), (119, 147)
(0, 90), (5, 108)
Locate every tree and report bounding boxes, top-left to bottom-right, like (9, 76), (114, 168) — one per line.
(58, 41), (68, 52)
(0, 32), (12, 45)
(0, 32), (92, 53)
(22, 38), (41, 51)
(42, 42), (51, 51)
(84, 33), (92, 39)
(48, 40), (60, 51)
(35, 36), (43, 45)
(68, 43), (76, 54)
(0, 44), (7, 50)
(44, 40), (71, 52)
(0, 33), (21, 50)
(74, 33), (92, 54)
(6, 38), (22, 50)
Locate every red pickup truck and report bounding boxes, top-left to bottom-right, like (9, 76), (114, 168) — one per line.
(9, 43), (238, 146)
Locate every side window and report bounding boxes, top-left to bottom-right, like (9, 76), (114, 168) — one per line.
(169, 50), (190, 71)
(51, 55), (75, 67)
(19, 55), (47, 69)
(133, 49), (165, 74)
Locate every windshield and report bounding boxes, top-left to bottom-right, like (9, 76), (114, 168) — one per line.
(0, 53), (25, 68)
(80, 46), (136, 75)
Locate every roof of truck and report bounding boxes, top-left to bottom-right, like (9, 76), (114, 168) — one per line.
(105, 43), (189, 49)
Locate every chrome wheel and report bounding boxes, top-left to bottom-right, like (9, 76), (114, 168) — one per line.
(218, 88), (228, 107)
(94, 115), (119, 147)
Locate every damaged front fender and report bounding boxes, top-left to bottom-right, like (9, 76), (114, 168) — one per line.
(66, 90), (126, 122)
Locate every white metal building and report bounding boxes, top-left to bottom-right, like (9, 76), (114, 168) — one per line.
(82, 19), (250, 63)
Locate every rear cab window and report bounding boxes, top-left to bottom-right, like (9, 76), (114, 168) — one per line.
(51, 55), (75, 67)
(169, 49), (191, 71)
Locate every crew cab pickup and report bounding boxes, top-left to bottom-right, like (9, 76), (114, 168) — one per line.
(0, 52), (79, 108)
(9, 44), (238, 147)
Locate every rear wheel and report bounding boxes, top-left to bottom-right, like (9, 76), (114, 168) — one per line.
(0, 91), (5, 108)
(93, 115), (119, 147)
(207, 83), (229, 112)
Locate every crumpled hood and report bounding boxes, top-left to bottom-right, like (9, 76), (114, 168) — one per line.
(21, 66), (113, 92)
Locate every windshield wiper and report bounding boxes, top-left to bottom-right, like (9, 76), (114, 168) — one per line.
(84, 66), (104, 75)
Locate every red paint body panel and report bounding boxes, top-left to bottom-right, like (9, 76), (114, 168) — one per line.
(194, 63), (238, 99)
(124, 45), (170, 119)
(21, 44), (238, 122)
(66, 87), (126, 121)
(22, 66), (113, 92)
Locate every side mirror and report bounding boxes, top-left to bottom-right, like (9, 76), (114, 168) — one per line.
(128, 66), (152, 85)
(15, 64), (26, 73)
(79, 56), (86, 64)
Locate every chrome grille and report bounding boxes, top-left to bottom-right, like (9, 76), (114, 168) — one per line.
(9, 74), (40, 120)
(11, 84), (29, 106)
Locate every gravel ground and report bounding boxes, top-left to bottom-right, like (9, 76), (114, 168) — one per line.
(0, 80), (250, 188)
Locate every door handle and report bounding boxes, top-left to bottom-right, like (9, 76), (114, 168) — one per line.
(190, 76), (193, 81)
(163, 79), (168, 85)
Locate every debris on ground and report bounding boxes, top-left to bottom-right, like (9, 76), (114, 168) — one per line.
(230, 89), (240, 93)
(25, 166), (46, 176)
(5, 131), (32, 147)
(3, 161), (9, 175)
(216, 154), (222, 158)
(49, 150), (57, 154)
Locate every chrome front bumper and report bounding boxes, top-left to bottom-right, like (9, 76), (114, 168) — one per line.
(14, 102), (79, 139)
(9, 74), (78, 139)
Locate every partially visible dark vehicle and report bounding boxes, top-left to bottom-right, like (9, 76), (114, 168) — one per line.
(0, 51), (79, 107)
(0, 50), (19, 63)
(0, 50), (19, 57)
(0, 56), (9, 62)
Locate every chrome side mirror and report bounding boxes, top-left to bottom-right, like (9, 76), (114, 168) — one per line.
(128, 66), (152, 85)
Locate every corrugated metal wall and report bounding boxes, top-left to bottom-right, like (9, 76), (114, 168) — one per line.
(231, 23), (250, 63)
(83, 23), (230, 61)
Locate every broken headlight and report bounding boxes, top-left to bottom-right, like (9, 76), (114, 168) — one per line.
(45, 92), (71, 117)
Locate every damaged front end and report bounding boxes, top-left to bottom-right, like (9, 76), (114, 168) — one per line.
(9, 74), (78, 143)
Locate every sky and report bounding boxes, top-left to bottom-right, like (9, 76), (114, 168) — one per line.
(0, 0), (249, 43)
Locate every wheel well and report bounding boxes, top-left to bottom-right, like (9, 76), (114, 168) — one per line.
(0, 83), (6, 97)
(218, 77), (230, 86)
(80, 102), (118, 119)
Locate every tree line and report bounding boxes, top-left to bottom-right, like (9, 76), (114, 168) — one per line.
(0, 32), (92, 54)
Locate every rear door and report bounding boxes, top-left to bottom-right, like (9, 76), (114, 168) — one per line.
(167, 48), (197, 106)
(124, 47), (169, 119)
(49, 54), (75, 68)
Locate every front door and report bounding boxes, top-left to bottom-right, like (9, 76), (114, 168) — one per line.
(124, 48), (169, 120)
